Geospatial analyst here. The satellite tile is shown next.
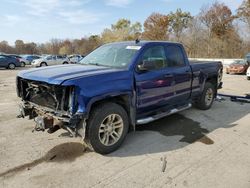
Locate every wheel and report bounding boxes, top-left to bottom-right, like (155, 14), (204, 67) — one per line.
(63, 62), (68, 64)
(85, 103), (129, 154)
(20, 62), (25, 67)
(194, 82), (215, 110)
(40, 62), (47, 67)
(8, 63), (16, 69)
(247, 77), (250, 80)
(226, 72), (229, 74)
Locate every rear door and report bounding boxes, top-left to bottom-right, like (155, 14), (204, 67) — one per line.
(135, 45), (175, 115)
(165, 45), (192, 103)
(50, 56), (57, 65)
(56, 55), (63, 64)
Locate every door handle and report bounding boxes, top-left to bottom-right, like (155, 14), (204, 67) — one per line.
(164, 74), (173, 78)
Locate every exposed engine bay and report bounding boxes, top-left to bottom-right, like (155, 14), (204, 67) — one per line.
(17, 78), (74, 112)
(16, 77), (84, 137)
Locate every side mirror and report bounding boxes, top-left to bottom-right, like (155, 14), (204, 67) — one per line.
(137, 60), (158, 71)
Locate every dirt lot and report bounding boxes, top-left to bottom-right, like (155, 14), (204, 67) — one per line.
(0, 68), (250, 188)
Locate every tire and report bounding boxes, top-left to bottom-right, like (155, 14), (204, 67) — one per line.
(63, 62), (68, 64)
(85, 103), (129, 154)
(40, 62), (47, 67)
(226, 72), (229, 74)
(194, 82), (215, 110)
(247, 77), (250, 80)
(20, 62), (25, 67)
(8, 63), (16, 69)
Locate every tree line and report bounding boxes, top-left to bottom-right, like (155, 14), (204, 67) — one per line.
(0, 0), (249, 58)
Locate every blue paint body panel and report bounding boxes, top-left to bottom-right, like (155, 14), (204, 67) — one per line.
(17, 41), (223, 121)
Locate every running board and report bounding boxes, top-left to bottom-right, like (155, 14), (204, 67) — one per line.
(136, 103), (192, 125)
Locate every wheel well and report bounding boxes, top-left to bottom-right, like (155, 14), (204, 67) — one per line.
(41, 62), (47, 65)
(206, 76), (218, 96)
(89, 95), (132, 127)
(206, 77), (217, 88)
(91, 95), (130, 115)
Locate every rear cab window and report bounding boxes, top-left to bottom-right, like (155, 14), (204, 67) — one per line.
(165, 45), (186, 67)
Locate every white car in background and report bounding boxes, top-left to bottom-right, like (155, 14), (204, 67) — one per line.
(31, 55), (69, 67)
(68, 54), (84, 64)
(247, 66), (250, 80)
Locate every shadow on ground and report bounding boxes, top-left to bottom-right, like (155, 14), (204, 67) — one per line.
(136, 114), (214, 145)
(0, 142), (87, 178)
(109, 100), (250, 157)
(1, 100), (249, 177)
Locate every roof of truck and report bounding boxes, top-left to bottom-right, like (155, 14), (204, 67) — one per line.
(106, 40), (182, 46)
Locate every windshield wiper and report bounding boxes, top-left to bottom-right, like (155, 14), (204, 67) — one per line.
(88, 63), (103, 66)
(81, 62), (112, 68)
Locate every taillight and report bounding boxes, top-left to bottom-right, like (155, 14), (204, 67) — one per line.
(17, 58), (20, 62)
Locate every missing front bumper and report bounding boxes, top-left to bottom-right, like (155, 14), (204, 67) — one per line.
(17, 102), (86, 137)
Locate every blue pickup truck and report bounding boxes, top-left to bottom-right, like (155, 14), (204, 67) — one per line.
(17, 41), (223, 154)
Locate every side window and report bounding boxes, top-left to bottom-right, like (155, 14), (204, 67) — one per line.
(46, 56), (52, 60)
(165, 46), (185, 67)
(141, 46), (167, 70)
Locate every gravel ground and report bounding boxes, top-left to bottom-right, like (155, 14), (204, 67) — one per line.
(0, 67), (250, 188)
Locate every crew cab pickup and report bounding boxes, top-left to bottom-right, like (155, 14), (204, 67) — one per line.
(17, 41), (223, 154)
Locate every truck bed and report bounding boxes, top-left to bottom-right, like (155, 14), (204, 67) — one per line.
(189, 60), (223, 75)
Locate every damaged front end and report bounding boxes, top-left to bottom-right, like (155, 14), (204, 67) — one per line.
(16, 77), (86, 137)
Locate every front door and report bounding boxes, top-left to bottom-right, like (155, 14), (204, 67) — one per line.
(135, 45), (175, 116)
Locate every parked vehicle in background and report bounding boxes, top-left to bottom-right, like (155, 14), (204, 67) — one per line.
(246, 53), (250, 63)
(22, 55), (41, 64)
(17, 41), (223, 154)
(247, 67), (250, 80)
(226, 60), (249, 74)
(31, 55), (69, 67)
(9, 55), (28, 67)
(0, 55), (22, 69)
(68, 54), (85, 64)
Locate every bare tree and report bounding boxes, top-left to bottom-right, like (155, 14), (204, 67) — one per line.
(199, 2), (239, 57)
(237, 0), (250, 29)
(168, 9), (193, 41)
(0, 41), (15, 54)
(143, 13), (169, 40)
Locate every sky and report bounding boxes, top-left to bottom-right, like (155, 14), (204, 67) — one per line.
(0, 0), (243, 45)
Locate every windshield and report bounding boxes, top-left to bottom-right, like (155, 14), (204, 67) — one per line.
(79, 43), (141, 68)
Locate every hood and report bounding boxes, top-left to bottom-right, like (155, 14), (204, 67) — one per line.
(18, 64), (125, 85)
